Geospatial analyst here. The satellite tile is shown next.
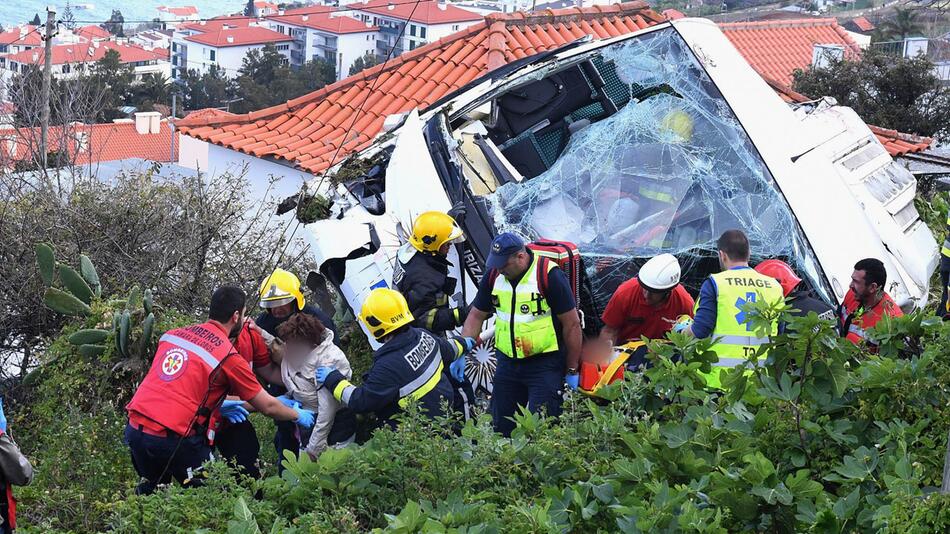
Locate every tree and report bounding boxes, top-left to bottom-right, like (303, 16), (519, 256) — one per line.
(793, 47), (950, 140)
(349, 52), (381, 76)
(179, 65), (233, 111)
(245, 0), (257, 16)
(30, 13), (40, 26)
(878, 8), (924, 41)
(131, 73), (170, 112)
(89, 49), (135, 121)
(61, 1), (77, 31)
(103, 9), (125, 37)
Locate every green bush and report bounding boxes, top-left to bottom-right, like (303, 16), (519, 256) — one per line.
(14, 294), (950, 533)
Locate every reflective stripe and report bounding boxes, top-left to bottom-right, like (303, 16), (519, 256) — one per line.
(494, 309), (552, 323)
(848, 324), (867, 340)
(341, 386), (354, 405)
(332, 380), (354, 404)
(398, 361), (444, 408)
(715, 335), (770, 346)
(942, 238), (950, 257)
(715, 357), (763, 368)
(160, 333), (221, 369)
(640, 187), (673, 203)
(399, 354), (442, 400)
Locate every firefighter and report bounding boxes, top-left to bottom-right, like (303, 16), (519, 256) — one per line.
(754, 259), (834, 321)
(685, 230), (783, 389)
(315, 288), (473, 428)
(124, 286), (315, 495)
(393, 210), (475, 417)
(838, 258), (903, 348)
(940, 211), (950, 318)
(461, 232), (583, 437)
(255, 268), (338, 470)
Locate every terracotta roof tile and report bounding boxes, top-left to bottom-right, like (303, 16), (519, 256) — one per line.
(850, 16), (874, 33)
(183, 26), (293, 47)
(351, 0), (483, 25)
(719, 18), (861, 86)
(176, 2), (674, 174)
(0, 121), (177, 166)
(0, 26), (42, 47)
(3, 42), (167, 66)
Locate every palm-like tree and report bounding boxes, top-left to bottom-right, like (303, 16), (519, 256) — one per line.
(878, 8), (924, 41)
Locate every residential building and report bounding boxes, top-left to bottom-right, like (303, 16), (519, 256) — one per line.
(171, 17), (294, 79)
(131, 29), (175, 51)
(254, 1), (281, 16)
(0, 42), (170, 84)
(718, 19), (862, 85)
(0, 26), (42, 56)
(266, 9), (378, 80)
(348, 0), (482, 56)
(157, 6), (201, 29)
(0, 112), (179, 169)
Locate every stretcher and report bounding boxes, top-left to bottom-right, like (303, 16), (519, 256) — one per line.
(578, 340), (650, 398)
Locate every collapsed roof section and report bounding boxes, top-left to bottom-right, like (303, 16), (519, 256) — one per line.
(173, 2), (667, 174)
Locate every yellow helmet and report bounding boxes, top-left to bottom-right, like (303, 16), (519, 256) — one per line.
(359, 288), (413, 340)
(409, 211), (464, 254)
(259, 268), (305, 310)
(661, 109), (694, 143)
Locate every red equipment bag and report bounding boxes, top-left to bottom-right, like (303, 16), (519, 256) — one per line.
(527, 240), (581, 303)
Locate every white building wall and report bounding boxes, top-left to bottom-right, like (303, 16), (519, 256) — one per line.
(329, 31), (377, 79)
(173, 40), (291, 78)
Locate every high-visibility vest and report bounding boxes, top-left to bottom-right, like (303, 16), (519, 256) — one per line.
(697, 269), (783, 389)
(126, 322), (237, 440)
(491, 254), (559, 359)
(942, 212), (950, 258)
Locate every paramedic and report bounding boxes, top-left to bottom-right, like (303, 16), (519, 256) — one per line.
(838, 258), (903, 347)
(754, 259), (834, 322)
(461, 232), (583, 437)
(685, 230), (783, 389)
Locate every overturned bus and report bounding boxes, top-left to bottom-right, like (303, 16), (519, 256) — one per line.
(299, 18), (938, 395)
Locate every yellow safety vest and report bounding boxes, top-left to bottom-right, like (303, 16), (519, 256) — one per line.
(942, 212), (950, 258)
(696, 268), (783, 389)
(492, 255), (559, 359)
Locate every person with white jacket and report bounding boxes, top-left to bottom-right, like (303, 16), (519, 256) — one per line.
(276, 314), (356, 460)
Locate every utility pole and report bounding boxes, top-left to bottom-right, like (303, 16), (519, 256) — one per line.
(170, 93), (176, 162)
(40, 6), (56, 170)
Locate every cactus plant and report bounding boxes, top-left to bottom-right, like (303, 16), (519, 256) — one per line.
(143, 289), (153, 315)
(78, 344), (106, 358)
(67, 329), (110, 346)
(36, 243), (55, 286)
(118, 310), (131, 359)
(127, 286), (142, 311)
(43, 288), (91, 316)
(79, 254), (101, 298)
(58, 265), (94, 305)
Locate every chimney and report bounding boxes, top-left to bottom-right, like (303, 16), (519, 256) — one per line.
(388, 2), (395, 9)
(149, 114), (161, 134)
(19, 27), (26, 38)
(227, 35), (234, 43)
(74, 130), (89, 152)
(135, 112), (151, 134)
(31, 52), (38, 62)
(302, 15), (309, 21)
(437, 0), (447, 9)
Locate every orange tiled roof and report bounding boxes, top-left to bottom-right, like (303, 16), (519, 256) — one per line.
(662, 9), (685, 20)
(183, 108), (237, 121)
(1, 121), (178, 166)
(3, 42), (167, 66)
(75, 25), (113, 41)
(176, 1), (665, 175)
(0, 26), (42, 47)
(183, 26), (293, 47)
(351, 0), (483, 25)
(850, 16), (874, 33)
(719, 18), (861, 86)
(764, 76), (932, 157)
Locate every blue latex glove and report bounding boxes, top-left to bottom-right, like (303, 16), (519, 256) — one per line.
(672, 315), (693, 334)
(0, 398), (8, 433)
(460, 336), (476, 353)
(449, 357), (466, 382)
(565, 373), (579, 391)
(276, 395), (301, 410)
(220, 400), (249, 424)
(294, 406), (316, 428)
(315, 366), (334, 385)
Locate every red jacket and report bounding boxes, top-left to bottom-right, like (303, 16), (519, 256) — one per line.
(126, 322), (244, 440)
(839, 289), (903, 346)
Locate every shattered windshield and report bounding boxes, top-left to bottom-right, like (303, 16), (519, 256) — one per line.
(482, 27), (825, 312)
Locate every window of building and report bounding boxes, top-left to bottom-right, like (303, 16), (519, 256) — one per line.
(62, 64), (71, 73)
(409, 41), (416, 50)
(420, 26), (426, 38)
(209, 49), (216, 61)
(452, 25), (459, 31)
(277, 24), (285, 34)
(276, 44), (289, 51)
(410, 24), (416, 37)
(171, 42), (177, 52)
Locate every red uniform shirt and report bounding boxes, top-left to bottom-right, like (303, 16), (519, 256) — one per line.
(233, 324), (271, 370)
(127, 321), (263, 437)
(840, 289), (903, 345)
(600, 279), (695, 342)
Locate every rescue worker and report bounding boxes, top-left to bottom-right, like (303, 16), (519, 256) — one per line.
(314, 288), (472, 428)
(839, 258), (903, 347)
(939, 211), (950, 317)
(212, 320), (272, 480)
(393, 210), (475, 417)
(0, 399), (32, 534)
(599, 253), (694, 346)
(685, 230), (784, 389)
(124, 286), (316, 495)
(255, 268), (338, 470)
(754, 259), (834, 321)
(461, 232), (583, 437)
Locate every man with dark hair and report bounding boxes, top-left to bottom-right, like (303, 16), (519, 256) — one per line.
(124, 286), (316, 495)
(839, 258), (903, 347)
(685, 229), (783, 389)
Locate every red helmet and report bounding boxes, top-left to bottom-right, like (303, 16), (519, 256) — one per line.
(754, 259), (802, 297)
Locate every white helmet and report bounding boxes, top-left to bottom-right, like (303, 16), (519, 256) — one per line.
(637, 253), (681, 291)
